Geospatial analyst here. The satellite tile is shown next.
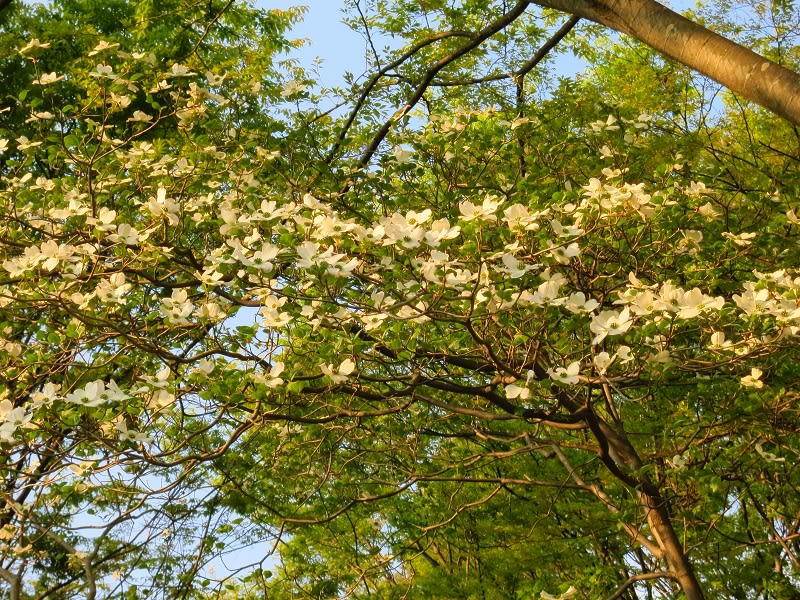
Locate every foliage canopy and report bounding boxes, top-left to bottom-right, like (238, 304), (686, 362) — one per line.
(1, 0), (800, 598)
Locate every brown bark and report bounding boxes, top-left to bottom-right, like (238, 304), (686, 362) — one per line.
(531, 0), (800, 126)
(591, 418), (706, 599)
(640, 493), (705, 600)
(544, 368), (706, 597)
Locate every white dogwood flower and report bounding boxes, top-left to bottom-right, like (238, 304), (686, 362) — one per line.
(547, 361), (581, 385)
(590, 308), (632, 345)
(321, 359), (355, 384)
(740, 367), (763, 388)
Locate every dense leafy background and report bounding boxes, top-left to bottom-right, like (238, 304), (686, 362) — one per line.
(1, 1), (799, 598)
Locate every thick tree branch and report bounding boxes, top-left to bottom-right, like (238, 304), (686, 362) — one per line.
(530, 0), (800, 125)
(326, 30), (472, 165)
(432, 14), (580, 87)
(551, 443), (664, 558)
(353, 0), (532, 172)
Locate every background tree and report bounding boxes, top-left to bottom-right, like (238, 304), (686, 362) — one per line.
(1, 0), (799, 598)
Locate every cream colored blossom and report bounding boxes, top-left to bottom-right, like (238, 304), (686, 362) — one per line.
(675, 288), (724, 319)
(709, 331), (733, 350)
(19, 38), (51, 55)
(564, 292), (599, 314)
(740, 367), (763, 388)
(168, 63), (196, 77)
(160, 289), (194, 324)
(128, 110), (153, 123)
(32, 72), (64, 85)
(590, 308), (632, 345)
(89, 40), (120, 56)
(504, 383), (530, 400)
(89, 64), (115, 79)
(280, 80), (306, 97)
(547, 362), (581, 385)
(458, 196), (501, 222)
(723, 231), (756, 246)
(321, 359), (355, 384)
(424, 218), (460, 246)
(64, 380), (129, 407)
(593, 352), (613, 375)
(502, 204), (542, 230)
(697, 202), (720, 219)
(16, 136), (42, 150)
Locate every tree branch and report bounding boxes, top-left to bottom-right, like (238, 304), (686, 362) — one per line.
(431, 14), (580, 86)
(325, 30), (471, 165)
(529, 0), (800, 125)
(605, 571), (677, 600)
(352, 0), (533, 173)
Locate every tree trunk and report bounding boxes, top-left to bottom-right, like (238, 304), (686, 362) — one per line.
(593, 418), (707, 599)
(532, 0), (800, 125)
(639, 490), (705, 600)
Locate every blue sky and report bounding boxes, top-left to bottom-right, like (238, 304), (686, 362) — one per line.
(256, 1), (371, 86)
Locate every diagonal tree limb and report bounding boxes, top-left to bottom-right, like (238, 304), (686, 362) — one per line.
(529, 0), (800, 125)
(431, 14), (581, 87)
(325, 30), (472, 165)
(605, 571), (677, 600)
(351, 0), (533, 174)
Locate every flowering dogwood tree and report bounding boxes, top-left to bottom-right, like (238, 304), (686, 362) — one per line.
(1, 0), (800, 598)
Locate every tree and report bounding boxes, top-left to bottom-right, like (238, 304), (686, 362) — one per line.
(1, 0), (799, 598)
(532, 0), (800, 125)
